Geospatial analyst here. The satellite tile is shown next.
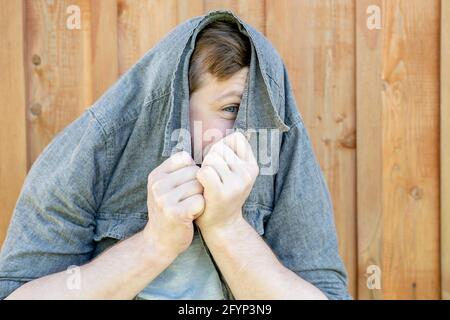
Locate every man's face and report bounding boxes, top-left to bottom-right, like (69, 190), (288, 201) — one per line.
(189, 67), (249, 163)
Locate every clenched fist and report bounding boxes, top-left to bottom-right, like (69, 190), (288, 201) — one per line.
(143, 151), (205, 258)
(195, 132), (259, 233)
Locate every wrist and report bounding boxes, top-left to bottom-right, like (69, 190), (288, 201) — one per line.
(200, 213), (250, 243)
(138, 231), (178, 267)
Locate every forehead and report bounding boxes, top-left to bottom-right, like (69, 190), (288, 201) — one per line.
(195, 67), (249, 100)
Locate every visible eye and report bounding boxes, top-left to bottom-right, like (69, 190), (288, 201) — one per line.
(222, 104), (239, 114)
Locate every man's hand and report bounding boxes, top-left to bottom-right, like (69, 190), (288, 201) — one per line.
(195, 132), (259, 233)
(144, 151), (205, 259)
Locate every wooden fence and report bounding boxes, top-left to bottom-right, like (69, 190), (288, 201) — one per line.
(0, 0), (448, 299)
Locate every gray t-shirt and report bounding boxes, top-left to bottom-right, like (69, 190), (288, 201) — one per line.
(136, 227), (226, 300)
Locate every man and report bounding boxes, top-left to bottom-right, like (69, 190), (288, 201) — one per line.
(0, 10), (351, 300)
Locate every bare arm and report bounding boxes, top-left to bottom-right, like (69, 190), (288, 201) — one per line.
(201, 215), (327, 300)
(6, 231), (174, 300)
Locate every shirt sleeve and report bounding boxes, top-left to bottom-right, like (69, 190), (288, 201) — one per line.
(0, 109), (110, 299)
(262, 118), (352, 300)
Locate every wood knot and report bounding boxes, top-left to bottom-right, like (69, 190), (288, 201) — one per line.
(339, 131), (356, 149)
(30, 103), (42, 116)
(409, 186), (423, 200)
(32, 54), (41, 66)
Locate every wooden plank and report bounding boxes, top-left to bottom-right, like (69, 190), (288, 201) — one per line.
(204, 0), (266, 34)
(25, 0), (92, 167)
(442, 0), (450, 301)
(356, 0), (384, 300)
(357, 0), (440, 299)
(24, 0), (118, 166)
(89, 0), (119, 101)
(266, 0), (357, 298)
(117, 0), (203, 75)
(117, 0), (265, 76)
(0, 0), (28, 246)
(177, 0), (204, 24)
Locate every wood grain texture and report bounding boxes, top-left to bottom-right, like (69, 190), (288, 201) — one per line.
(357, 0), (441, 299)
(24, 0), (120, 166)
(356, 0), (384, 300)
(204, 0), (266, 34)
(117, 0), (204, 75)
(266, 0), (357, 298)
(442, 0), (450, 301)
(25, 0), (92, 167)
(89, 0), (119, 101)
(0, 0), (27, 246)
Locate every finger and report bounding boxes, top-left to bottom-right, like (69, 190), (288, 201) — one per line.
(172, 179), (204, 202)
(209, 141), (243, 172)
(202, 151), (232, 183)
(178, 194), (205, 220)
(168, 165), (200, 187)
(223, 132), (255, 163)
(196, 165), (222, 191)
(153, 165), (199, 194)
(159, 151), (194, 173)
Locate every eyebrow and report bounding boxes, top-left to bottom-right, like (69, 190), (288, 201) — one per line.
(216, 89), (244, 102)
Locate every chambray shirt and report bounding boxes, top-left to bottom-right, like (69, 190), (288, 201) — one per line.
(0, 10), (351, 300)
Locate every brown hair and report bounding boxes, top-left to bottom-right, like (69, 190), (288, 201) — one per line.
(188, 21), (251, 93)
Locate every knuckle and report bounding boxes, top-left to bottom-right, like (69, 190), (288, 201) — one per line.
(147, 171), (155, 184)
(193, 197), (205, 214)
(241, 171), (253, 185)
(207, 152), (218, 162)
(210, 143), (224, 157)
(203, 165), (215, 177)
(150, 179), (162, 195)
(193, 180), (204, 192)
(192, 193), (204, 205)
(196, 168), (204, 180)
(177, 151), (193, 163)
(201, 153), (211, 165)
(154, 197), (164, 209)
(209, 143), (219, 153)
(187, 164), (199, 174)
(155, 193), (169, 208)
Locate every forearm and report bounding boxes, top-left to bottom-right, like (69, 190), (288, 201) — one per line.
(6, 231), (175, 300)
(201, 216), (327, 300)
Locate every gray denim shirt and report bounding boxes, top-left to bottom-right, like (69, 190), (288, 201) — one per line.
(0, 10), (351, 300)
